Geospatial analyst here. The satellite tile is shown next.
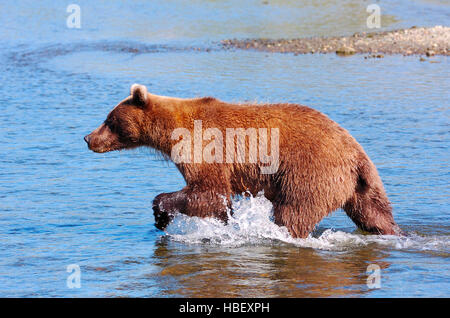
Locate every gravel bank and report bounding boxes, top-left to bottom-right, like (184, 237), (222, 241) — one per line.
(221, 26), (450, 56)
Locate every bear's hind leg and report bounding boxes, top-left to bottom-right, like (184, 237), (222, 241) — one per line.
(273, 203), (320, 238)
(343, 158), (402, 235)
(343, 190), (401, 235)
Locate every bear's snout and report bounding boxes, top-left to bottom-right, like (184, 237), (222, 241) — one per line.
(84, 123), (121, 153)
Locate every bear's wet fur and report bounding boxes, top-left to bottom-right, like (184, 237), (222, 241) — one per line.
(85, 84), (401, 238)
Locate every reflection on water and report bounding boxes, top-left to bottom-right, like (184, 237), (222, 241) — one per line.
(151, 239), (388, 297)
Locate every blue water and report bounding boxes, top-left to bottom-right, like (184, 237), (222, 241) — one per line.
(0, 0), (449, 297)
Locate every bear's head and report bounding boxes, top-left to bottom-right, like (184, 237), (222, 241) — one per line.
(84, 84), (150, 153)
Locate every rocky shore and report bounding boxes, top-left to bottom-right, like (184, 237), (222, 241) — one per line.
(221, 26), (450, 57)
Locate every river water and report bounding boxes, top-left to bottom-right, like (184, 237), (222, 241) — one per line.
(0, 0), (449, 297)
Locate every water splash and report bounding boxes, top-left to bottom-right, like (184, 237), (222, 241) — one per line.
(165, 193), (450, 252)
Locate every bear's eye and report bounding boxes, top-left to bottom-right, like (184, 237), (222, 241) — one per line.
(104, 119), (118, 133)
(105, 117), (138, 143)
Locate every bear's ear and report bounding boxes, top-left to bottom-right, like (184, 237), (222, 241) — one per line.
(130, 83), (148, 106)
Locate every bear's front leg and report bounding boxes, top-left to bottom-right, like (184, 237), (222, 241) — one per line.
(152, 191), (188, 230)
(152, 187), (231, 230)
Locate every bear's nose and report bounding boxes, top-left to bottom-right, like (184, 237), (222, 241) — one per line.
(84, 135), (91, 144)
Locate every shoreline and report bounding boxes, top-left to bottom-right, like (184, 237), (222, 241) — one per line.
(221, 26), (450, 57)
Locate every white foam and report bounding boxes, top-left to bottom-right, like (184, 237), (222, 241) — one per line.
(165, 193), (450, 252)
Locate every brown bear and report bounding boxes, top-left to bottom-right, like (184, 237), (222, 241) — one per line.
(84, 83), (401, 238)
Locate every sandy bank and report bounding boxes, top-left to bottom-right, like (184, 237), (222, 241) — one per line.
(221, 26), (450, 57)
